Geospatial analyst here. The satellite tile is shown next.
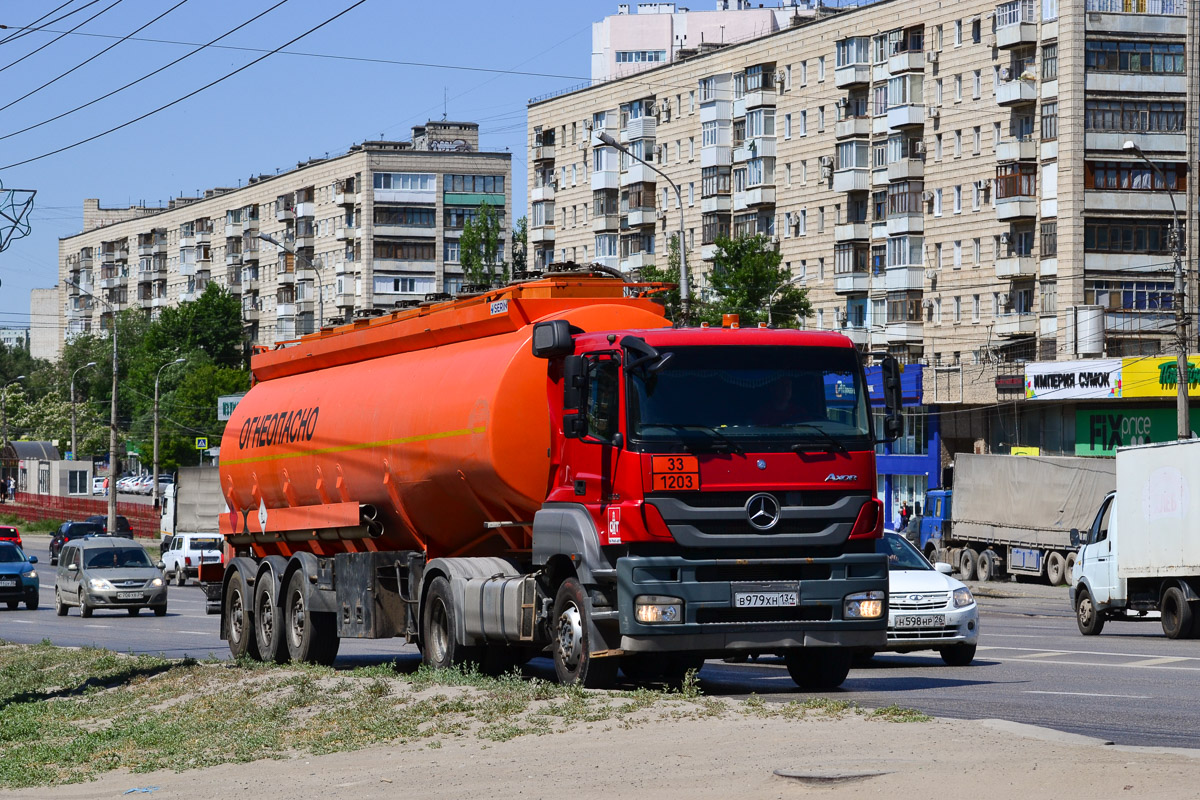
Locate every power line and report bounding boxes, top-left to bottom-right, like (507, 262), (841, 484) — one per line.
(0, 0), (294, 144)
(0, 0), (191, 114)
(0, 0), (97, 47)
(0, 0), (124, 76)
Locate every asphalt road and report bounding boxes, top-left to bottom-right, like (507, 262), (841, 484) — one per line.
(5, 535), (1199, 749)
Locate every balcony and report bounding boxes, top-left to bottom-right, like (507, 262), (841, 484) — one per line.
(293, 233), (315, 249)
(701, 243), (720, 261)
(886, 321), (924, 342)
(225, 222), (242, 238)
(180, 290), (197, 303)
(887, 159), (924, 182)
(195, 231), (211, 246)
(835, 63), (871, 88)
(733, 136), (776, 162)
(295, 202), (315, 219)
(1105, 310), (1174, 333)
(744, 88), (776, 109)
(243, 249), (260, 263)
(886, 104), (925, 130)
(996, 139), (1037, 162)
(832, 167), (870, 193)
(873, 168), (890, 187)
(336, 223), (359, 241)
(840, 326), (870, 346)
(1084, 190), (1184, 214)
(885, 266), (925, 290)
(701, 195), (732, 213)
(591, 169), (621, 190)
(995, 172), (1037, 219)
(334, 189), (360, 206)
(996, 0), (1037, 47)
(621, 252), (655, 271)
(626, 208), (658, 227)
(996, 197), (1037, 219)
(276, 271), (296, 285)
(621, 116), (656, 142)
(276, 303), (296, 318)
(179, 263), (196, 277)
(994, 312), (1037, 336)
(1084, 131), (1186, 153)
(530, 185), (555, 203)
(995, 256), (1037, 278)
(533, 144), (555, 161)
(835, 116), (871, 139)
(621, 162), (658, 186)
(732, 186), (776, 210)
(834, 272), (870, 294)
(336, 290), (356, 307)
(997, 79), (1037, 106)
(886, 213), (924, 235)
(1085, 0), (1186, 35)
(888, 50), (925, 74)
(530, 225), (556, 243)
(834, 222), (870, 241)
(275, 205), (294, 222)
(592, 213), (620, 231)
(242, 307), (260, 324)
(226, 253), (242, 267)
(700, 145), (732, 168)
(1089, 71), (1188, 93)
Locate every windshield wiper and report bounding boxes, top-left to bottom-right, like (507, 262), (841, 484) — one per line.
(660, 424), (744, 454)
(789, 424), (849, 455)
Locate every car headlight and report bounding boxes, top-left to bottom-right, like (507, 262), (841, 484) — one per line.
(635, 595), (683, 624)
(22, 569), (36, 580)
(149, 577), (164, 587)
(88, 578), (115, 591)
(953, 587), (974, 608)
(844, 590), (885, 619)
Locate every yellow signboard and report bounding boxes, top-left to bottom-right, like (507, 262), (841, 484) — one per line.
(1121, 356), (1200, 398)
(1010, 446), (1041, 456)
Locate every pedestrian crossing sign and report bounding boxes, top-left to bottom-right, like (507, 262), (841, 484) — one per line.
(195, 437), (208, 450)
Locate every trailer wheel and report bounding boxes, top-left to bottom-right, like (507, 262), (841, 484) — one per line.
(1064, 552), (1077, 586)
(552, 577), (618, 689)
(1045, 552), (1067, 586)
(254, 574), (290, 664)
(421, 576), (481, 670)
(1160, 586), (1194, 640)
(977, 550), (998, 582)
(959, 548), (978, 581)
(784, 649), (852, 690)
(284, 570), (340, 666)
(1074, 587), (1104, 636)
(225, 571), (260, 660)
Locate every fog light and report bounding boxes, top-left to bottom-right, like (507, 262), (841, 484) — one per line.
(844, 590), (885, 619)
(635, 595), (683, 624)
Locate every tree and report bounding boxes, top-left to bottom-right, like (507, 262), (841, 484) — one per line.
(460, 202), (507, 287)
(511, 216), (528, 274)
(701, 234), (812, 328)
(636, 233), (688, 323)
(142, 361), (249, 470)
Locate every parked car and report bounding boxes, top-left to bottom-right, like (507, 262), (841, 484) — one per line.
(84, 514), (134, 538)
(0, 525), (21, 547)
(161, 533), (223, 586)
(53, 537), (167, 617)
(0, 542), (38, 610)
(871, 533), (979, 666)
(49, 521), (105, 564)
(92, 476), (108, 496)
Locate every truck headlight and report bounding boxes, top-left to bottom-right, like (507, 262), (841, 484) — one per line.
(635, 595), (683, 624)
(953, 587), (974, 608)
(844, 590), (885, 619)
(88, 578), (114, 591)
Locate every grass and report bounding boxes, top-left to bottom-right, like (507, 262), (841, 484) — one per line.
(0, 512), (63, 534)
(0, 641), (931, 788)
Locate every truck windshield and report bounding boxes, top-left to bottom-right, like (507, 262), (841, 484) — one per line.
(626, 345), (872, 453)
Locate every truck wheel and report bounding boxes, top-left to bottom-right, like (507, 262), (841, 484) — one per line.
(1064, 552), (1077, 586)
(784, 649), (852, 690)
(939, 644), (976, 666)
(1075, 587), (1104, 636)
(1160, 586), (1194, 640)
(225, 571), (261, 660)
(977, 550), (998, 582)
(1045, 552), (1066, 586)
(959, 549), (978, 581)
(552, 577), (618, 689)
(254, 575), (290, 664)
(421, 576), (481, 670)
(284, 570), (340, 666)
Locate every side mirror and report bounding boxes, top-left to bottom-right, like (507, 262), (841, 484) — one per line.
(156, 561), (166, 571)
(27, 555), (37, 564)
(612, 432), (624, 449)
(1070, 528), (1081, 547)
(531, 319), (575, 358)
(563, 355), (585, 412)
(563, 415), (587, 439)
(67, 563), (78, 572)
(881, 356), (904, 442)
(935, 562), (953, 575)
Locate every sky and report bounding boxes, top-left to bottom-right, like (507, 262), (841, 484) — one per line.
(0, 0), (618, 337)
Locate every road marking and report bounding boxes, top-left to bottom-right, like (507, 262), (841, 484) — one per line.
(85, 625), (112, 629)
(1125, 656), (1188, 667)
(1016, 651), (1070, 659)
(175, 630), (213, 635)
(7, 619), (33, 624)
(980, 654), (1200, 671)
(1025, 690), (1151, 699)
(979, 644), (1200, 661)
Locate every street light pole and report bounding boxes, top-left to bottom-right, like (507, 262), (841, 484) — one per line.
(2, 375), (26, 449)
(1125, 141), (1189, 439)
(70, 362), (97, 461)
(259, 233), (323, 334)
(152, 358), (186, 510)
(596, 131), (690, 324)
(767, 275), (806, 327)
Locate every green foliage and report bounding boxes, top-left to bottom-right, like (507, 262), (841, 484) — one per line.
(511, 215), (528, 273)
(699, 234), (812, 328)
(460, 202), (507, 287)
(636, 233), (687, 323)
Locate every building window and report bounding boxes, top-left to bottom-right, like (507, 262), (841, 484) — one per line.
(973, 238), (981, 265)
(799, 110), (807, 136)
(954, 19), (962, 46)
(1041, 221), (1057, 257)
(1084, 99), (1185, 132)
(933, 188), (943, 216)
(1042, 43), (1058, 81)
(784, 113), (792, 139)
(615, 50), (667, 63)
(1041, 102), (1058, 140)
(972, 18), (981, 43)
(1084, 218), (1180, 254)
(818, 55), (826, 81)
(954, 130), (962, 158)
(1084, 40), (1184, 74)
(954, 185), (962, 214)
(972, 70), (981, 99)
(953, 240), (962, 268)
(954, 74), (963, 101)
(1084, 279), (1174, 310)
(887, 291), (923, 322)
(1085, 161), (1187, 191)
(972, 126), (981, 155)
(954, 296), (962, 322)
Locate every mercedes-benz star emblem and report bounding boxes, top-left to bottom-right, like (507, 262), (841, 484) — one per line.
(745, 492), (781, 530)
(756, 459), (767, 470)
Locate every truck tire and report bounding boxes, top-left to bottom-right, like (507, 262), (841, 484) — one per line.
(421, 575), (482, 670)
(1074, 587), (1104, 636)
(284, 570), (340, 666)
(1045, 552), (1066, 586)
(977, 550), (998, 582)
(225, 571), (260, 661)
(552, 577), (618, 689)
(1064, 552), (1077, 586)
(254, 575), (290, 664)
(784, 649), (852, 690)
(1160, 586), (1194, 640)
(959, 549), (978, 581)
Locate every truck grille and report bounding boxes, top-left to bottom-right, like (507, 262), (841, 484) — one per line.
(697, 606), (833, 625)
(889, 592), (950, 611)
(694, 563), (832, 583)
(646, 493), (869, 548)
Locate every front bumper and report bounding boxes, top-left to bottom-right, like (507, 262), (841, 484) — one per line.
(616, 552), (889, 653)
(882, 603), (979, 652)
(84, 587), (168, 608)
(0, 575), (37, 599)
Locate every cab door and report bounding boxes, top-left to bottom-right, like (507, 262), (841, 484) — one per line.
(559, 354), (624, 532)
(1080, 493), (1119, 604)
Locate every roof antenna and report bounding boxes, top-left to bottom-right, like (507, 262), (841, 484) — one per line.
(443, 87), (448, 121)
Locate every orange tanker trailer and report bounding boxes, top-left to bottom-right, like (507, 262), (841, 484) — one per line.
(212, 271), (900, 689)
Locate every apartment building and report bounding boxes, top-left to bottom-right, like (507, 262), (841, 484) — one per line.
(529, 0), (1195, 462)
(51, 121), (511, 360)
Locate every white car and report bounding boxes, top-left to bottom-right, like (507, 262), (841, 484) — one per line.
(161, 533), (224, 586)
(92, 477), (108, 496)
(873, 533), (979, 666)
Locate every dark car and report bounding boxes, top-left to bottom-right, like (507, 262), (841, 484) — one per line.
(0, 525), (20, 547)
(84, 514), (134, 538)
(49, 521), (105, 565)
